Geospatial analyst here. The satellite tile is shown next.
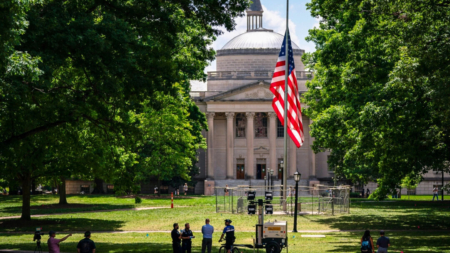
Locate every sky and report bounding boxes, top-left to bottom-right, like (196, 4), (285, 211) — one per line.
(191, 0), (319, 91)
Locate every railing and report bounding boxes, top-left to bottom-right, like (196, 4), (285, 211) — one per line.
(207, 71), (313, 80)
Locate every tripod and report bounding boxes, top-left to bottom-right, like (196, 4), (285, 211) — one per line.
(34, 239), (42, 253)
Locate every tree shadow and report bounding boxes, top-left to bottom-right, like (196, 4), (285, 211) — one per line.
(0, 203), (136, 217)
(0, 218), (125, 233)
(325, 232), (450, 253)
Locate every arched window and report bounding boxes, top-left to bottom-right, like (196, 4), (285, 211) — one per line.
(254, 113), (268, 138)
(235, 113), (246, 138)
(277, 118), (284, 138)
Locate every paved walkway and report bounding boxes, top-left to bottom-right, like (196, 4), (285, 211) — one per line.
(0, 206), (168, 220)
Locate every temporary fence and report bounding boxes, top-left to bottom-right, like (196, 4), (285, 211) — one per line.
(215, 184), (350, 216)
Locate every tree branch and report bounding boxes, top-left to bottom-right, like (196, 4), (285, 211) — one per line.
(1, 120), (68, 147)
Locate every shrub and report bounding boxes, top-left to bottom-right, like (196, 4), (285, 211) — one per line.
(135, 196), (142, 204)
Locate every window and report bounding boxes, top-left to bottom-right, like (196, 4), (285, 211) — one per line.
(236, 113), (246, 138)
(254, 113), (268, 138)
(277, 118), (284, 138)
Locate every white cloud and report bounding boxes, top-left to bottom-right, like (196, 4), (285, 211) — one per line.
(313, 16), (322, 29)
(262, 5), (300, 47)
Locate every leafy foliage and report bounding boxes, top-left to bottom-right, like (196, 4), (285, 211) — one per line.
(303, 0), (450, 199)
(0, 0), (249, 218)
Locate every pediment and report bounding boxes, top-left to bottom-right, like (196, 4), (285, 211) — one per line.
(204, 81), (272, 101)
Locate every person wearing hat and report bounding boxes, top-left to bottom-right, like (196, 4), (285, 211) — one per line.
(47, 231), (72, 253)
(77, 231), (96, 253)
(218, 219), (235, 253)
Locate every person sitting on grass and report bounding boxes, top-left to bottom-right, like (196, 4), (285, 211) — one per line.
(48, 231), (72, 253)
(77, 231), (96, 253)
(360, 230), (374, 253)
(376, 230), (390, 253)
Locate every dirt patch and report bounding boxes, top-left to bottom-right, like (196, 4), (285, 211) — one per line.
(31, 204), (96, 210)
(118, 195), (196, 199)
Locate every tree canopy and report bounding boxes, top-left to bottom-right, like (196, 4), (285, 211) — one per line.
(303, 0), (450, 199)
(0, 0), (249, 219)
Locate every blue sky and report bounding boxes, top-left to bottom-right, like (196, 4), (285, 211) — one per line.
(191, 0), (319, 91)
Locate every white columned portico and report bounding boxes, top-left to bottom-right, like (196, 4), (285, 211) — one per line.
(268, 112), (278, 175)
(246, 112), (255, 178)
(206, 112), (215, 179)
(225, 112), (235, 179)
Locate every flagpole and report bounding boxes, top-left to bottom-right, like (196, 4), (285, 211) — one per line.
(283, 0), (289, 211)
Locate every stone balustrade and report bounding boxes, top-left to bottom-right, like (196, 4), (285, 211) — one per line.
(207, 71), (313, 80)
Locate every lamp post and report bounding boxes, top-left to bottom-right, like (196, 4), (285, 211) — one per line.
(280, 161), (284, 196)
(293, 171), (301, 232)
(264, 176), (267, 191)
(269, 169), (273, 191)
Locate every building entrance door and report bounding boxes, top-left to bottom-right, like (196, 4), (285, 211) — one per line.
(236, 164), (245, 179)
(278, 163), (283, 180)
(257, 164), (266, 179)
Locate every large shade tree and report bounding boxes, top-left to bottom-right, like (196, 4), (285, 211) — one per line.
(303, 0), (450, 199)
(0, 0), (249, 219)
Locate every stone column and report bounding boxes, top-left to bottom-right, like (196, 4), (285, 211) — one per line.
(246, 112), (255, 179)
(206, 112), (215, 179)
(225, 112), (235, 179)
(268, 112), (278, 175)
(289, 137), (297, 177)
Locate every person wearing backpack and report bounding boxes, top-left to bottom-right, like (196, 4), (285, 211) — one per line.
(360, 230), (374, 253)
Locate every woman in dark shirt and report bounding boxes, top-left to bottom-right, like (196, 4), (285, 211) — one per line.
(360, 230), (374, 253)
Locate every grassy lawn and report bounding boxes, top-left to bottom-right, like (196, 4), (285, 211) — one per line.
(0, 232), (449, 253)
(0, 194), (213, 217)
(1, 195), (449, 252)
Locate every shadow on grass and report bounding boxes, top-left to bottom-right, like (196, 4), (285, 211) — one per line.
(0, 218), (125, 233)
(325, 232), (450, 253)
(0, 203), (136, 217)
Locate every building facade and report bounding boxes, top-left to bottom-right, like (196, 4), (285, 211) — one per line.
(191, 1), (331, 192)
(191, 0), (450, 195)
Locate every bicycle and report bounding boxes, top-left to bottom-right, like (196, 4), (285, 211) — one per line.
(218, 244), (241, 253)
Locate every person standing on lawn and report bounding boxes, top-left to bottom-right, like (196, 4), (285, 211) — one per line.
(48, 231), (72, 253)
(432, 186), (439, 201)
(77, 231), (96, 253)
(376, 231), (390, 253)
(181, 223), (195, 253)
(172, 223), (182, 253)
(360, 230), (374, 253)
(366, 188), (371, 198)
(201, 219), (214, 253)
(184, 183), (188, 195)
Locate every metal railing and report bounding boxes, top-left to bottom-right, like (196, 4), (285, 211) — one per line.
(207, 71), (313, 80)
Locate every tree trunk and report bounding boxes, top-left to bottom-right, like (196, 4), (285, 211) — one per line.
(31, 179), (36, 195)
(59, 177), (68, 205)
(157, 178), (161, 197)
(92, 178), (104, 194)
(20, 172), (31, 220)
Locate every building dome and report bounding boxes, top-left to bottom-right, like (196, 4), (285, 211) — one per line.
(221, 31), (301, 50)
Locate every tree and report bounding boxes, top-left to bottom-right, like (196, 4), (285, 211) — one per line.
(303, 0), (450, 199)
(1, 0), (248, 219)
(120, 89), (206, 196)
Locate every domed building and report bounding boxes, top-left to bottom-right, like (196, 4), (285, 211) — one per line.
(191, 0), (332, 193)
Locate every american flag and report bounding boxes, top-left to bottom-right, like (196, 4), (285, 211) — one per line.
(269, 31), (304, 148)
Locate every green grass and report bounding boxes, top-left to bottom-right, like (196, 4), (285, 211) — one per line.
(0, 232), (449, 253)
(0, 194), (213, 217)
(1, 195), (450, 252)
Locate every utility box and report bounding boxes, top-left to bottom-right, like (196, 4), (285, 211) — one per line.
(263, 221), (287, 239)
(204, 180), (215, 196)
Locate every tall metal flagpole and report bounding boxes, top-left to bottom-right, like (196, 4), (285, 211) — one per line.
(283, 0), (289, 210)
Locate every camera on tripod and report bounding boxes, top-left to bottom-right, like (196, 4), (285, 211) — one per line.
(33, 227), (44, 253)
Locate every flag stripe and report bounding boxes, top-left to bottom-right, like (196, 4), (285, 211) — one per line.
(269, 31), (304, 148)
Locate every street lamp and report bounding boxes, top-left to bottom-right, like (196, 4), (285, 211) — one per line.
(264, 176), (267, 191)
(293, 171), (301, 232)
(280, 161), (284, 195)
